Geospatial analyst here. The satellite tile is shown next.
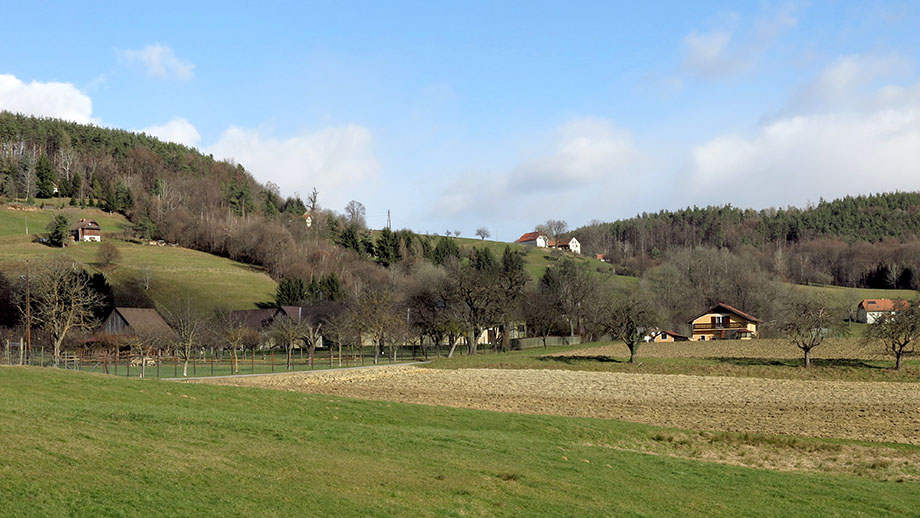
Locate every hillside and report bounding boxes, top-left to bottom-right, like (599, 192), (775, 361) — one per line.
(573, 192), (920, 290)
(0, 205), (276, 310)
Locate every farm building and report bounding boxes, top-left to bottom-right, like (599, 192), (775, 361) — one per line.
(303, 212), (313, 227)
(229, 308), (279, 330)
(688, 303), (760, 341)
(98, 308), (178, 342)
(74, 218), (101, 242)
(549, 237), (581, 254)
(516, 232), (548, 248)
(856, 299), (909, 324)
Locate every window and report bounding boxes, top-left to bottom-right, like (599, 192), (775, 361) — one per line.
(712, 315), (727, 328)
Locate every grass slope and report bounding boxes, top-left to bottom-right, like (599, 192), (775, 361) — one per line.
(0, 367), (917, 517)
(0, 205), (276, 310)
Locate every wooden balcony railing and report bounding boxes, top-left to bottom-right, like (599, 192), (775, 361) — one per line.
(692, 323), (750, 331)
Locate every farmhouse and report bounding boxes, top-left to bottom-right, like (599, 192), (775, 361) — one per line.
(229, 308), (279, 330)
(516, 232), (548, 248)
(98, 307), (177, 342)
(688, 303), (761, 341)
(74, 218), (101, 242)
(549, 237), (581, 254)
(856, 299), (909, 324)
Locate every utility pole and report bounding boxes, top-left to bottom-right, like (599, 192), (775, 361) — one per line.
(386, 209), (391, 230)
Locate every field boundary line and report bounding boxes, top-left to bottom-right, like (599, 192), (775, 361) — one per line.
(163, 361), (429, 381)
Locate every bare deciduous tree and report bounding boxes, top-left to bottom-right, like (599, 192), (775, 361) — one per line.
(344, 200), (366, 228)
(778, 292), (844, 368)
(24, 258), (103, 367)
(535, 219), (568, 240)
(865, 300), (920, 370)
(159, 296), (206, 377)
(270, 315), (306, 370)
(475, 227), (490, 240)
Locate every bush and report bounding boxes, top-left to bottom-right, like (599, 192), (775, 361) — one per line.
(96, 241), (122, 267)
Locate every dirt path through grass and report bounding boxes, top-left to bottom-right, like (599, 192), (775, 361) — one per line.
(192, 366), (920, 445)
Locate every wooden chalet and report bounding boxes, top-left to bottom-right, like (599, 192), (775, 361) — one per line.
(74, 218), (101, 242)
(688, 303), (761, 341)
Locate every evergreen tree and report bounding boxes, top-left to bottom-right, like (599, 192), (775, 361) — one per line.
(46, 214), (70, 247)
(35, 155), (57, 198)
(275, 277), (308, 306)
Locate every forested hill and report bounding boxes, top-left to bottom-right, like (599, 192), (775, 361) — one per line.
(573, 192), (920, 290)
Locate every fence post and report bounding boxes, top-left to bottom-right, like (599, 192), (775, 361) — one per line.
(210, 357), (214, 376)
(271, 351), (275, 372)
(193, 357), (196, 376)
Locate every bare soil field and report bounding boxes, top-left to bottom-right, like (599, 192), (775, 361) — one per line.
(194, 365), (920, 445)
(562, 338), (891, 361)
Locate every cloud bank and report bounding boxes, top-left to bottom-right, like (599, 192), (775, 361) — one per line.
(141, 118), (202, 147)
(0, 74), (94, 123)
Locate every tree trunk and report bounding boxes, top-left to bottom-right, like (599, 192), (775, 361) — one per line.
(287, 344), (293, 370)
(337, 343), (342, 367)
(896, 351), (903, 371)
(52, 334), (64, 367)
(467, 330), (478, 355)
(569, 319), (575, 337)
(628, 345), (637, 364)
(803, 347), (811, 368)
(503, 321), (511, 352)
(447, 336), (458, 358)
(374, 340), (380, 365)
(183, 357), (189, 377)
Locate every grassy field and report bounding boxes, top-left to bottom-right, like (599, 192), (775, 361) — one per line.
(1, 366), (918, 517)
(425, 340), (920, 382)
(0, 205), (277, 310)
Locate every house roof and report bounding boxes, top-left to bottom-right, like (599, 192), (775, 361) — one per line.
(660, 330), (688, 339)
(108, 308), (177, 340)
(74, 218), (100, 230)
(858, 299), (909, 312)
(516, 231), (543, 243)
(229, 308), (278, 330)
(688, 303), (762, 324)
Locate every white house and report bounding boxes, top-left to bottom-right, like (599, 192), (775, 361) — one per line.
(550, 237), (581, 255)
(857, 299), (908, 324)
(516, 231), (548, 248)
(74, 218), (101, 242)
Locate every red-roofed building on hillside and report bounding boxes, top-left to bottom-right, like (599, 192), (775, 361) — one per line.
(688, 303), (761, 341)
(516, 232), (548, 248)
(857, 299), (909, 324)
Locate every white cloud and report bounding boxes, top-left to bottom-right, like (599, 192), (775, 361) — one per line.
(141, 118), (201, 147)
(121, 44), (195, 80)
(681, 7), (797, 78)
(437, 118), (642, 227)
(688, 56), (920, 208)
(0, 74), (94, 123)
(206, 125), (379, 209)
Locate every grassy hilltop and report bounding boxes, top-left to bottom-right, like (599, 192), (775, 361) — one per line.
(0, 205), (276, 311)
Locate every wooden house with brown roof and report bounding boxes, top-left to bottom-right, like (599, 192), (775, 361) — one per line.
(74, 218), (101, 242)
(688, 303), (761, 341)
(98, 308), (177, 342)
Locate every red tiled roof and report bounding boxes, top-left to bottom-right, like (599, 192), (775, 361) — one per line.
(517, 232), (542, 243)
(859, 299), (909, 312)
(688, 303), (762, 324)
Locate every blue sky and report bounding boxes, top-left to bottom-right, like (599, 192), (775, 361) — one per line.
(3, 1), (920, 239)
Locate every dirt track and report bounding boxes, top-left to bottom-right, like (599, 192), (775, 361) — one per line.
(194, 365), (920, 445)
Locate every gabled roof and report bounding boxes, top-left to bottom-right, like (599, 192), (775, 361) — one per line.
(660, 330), (688, 339)
(516, 231), (544, 243)
(74, 218), (100, 230)
(229, 308), (278, 330)
(688, 303), (762, 324)
(108, 308), (177, 340)
(858, 299), (909, 312)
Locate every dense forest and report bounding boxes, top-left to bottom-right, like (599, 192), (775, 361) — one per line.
(573, 193), (920, 289)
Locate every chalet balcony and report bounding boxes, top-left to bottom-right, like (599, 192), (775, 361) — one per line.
(692, 322), (750, 332)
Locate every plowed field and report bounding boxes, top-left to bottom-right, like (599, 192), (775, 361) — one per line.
(195, 365), (920, 445)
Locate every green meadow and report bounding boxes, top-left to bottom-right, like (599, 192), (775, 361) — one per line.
(0, 366), (917, 518)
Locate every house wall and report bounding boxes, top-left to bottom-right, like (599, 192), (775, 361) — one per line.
(690, 313), (757, 340)
(102, 312), (130, 335)
(653, 333), (674, 343)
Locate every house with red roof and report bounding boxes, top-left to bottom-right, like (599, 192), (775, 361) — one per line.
(857, 299), (909, 324)
(516, 232), (548, 248)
